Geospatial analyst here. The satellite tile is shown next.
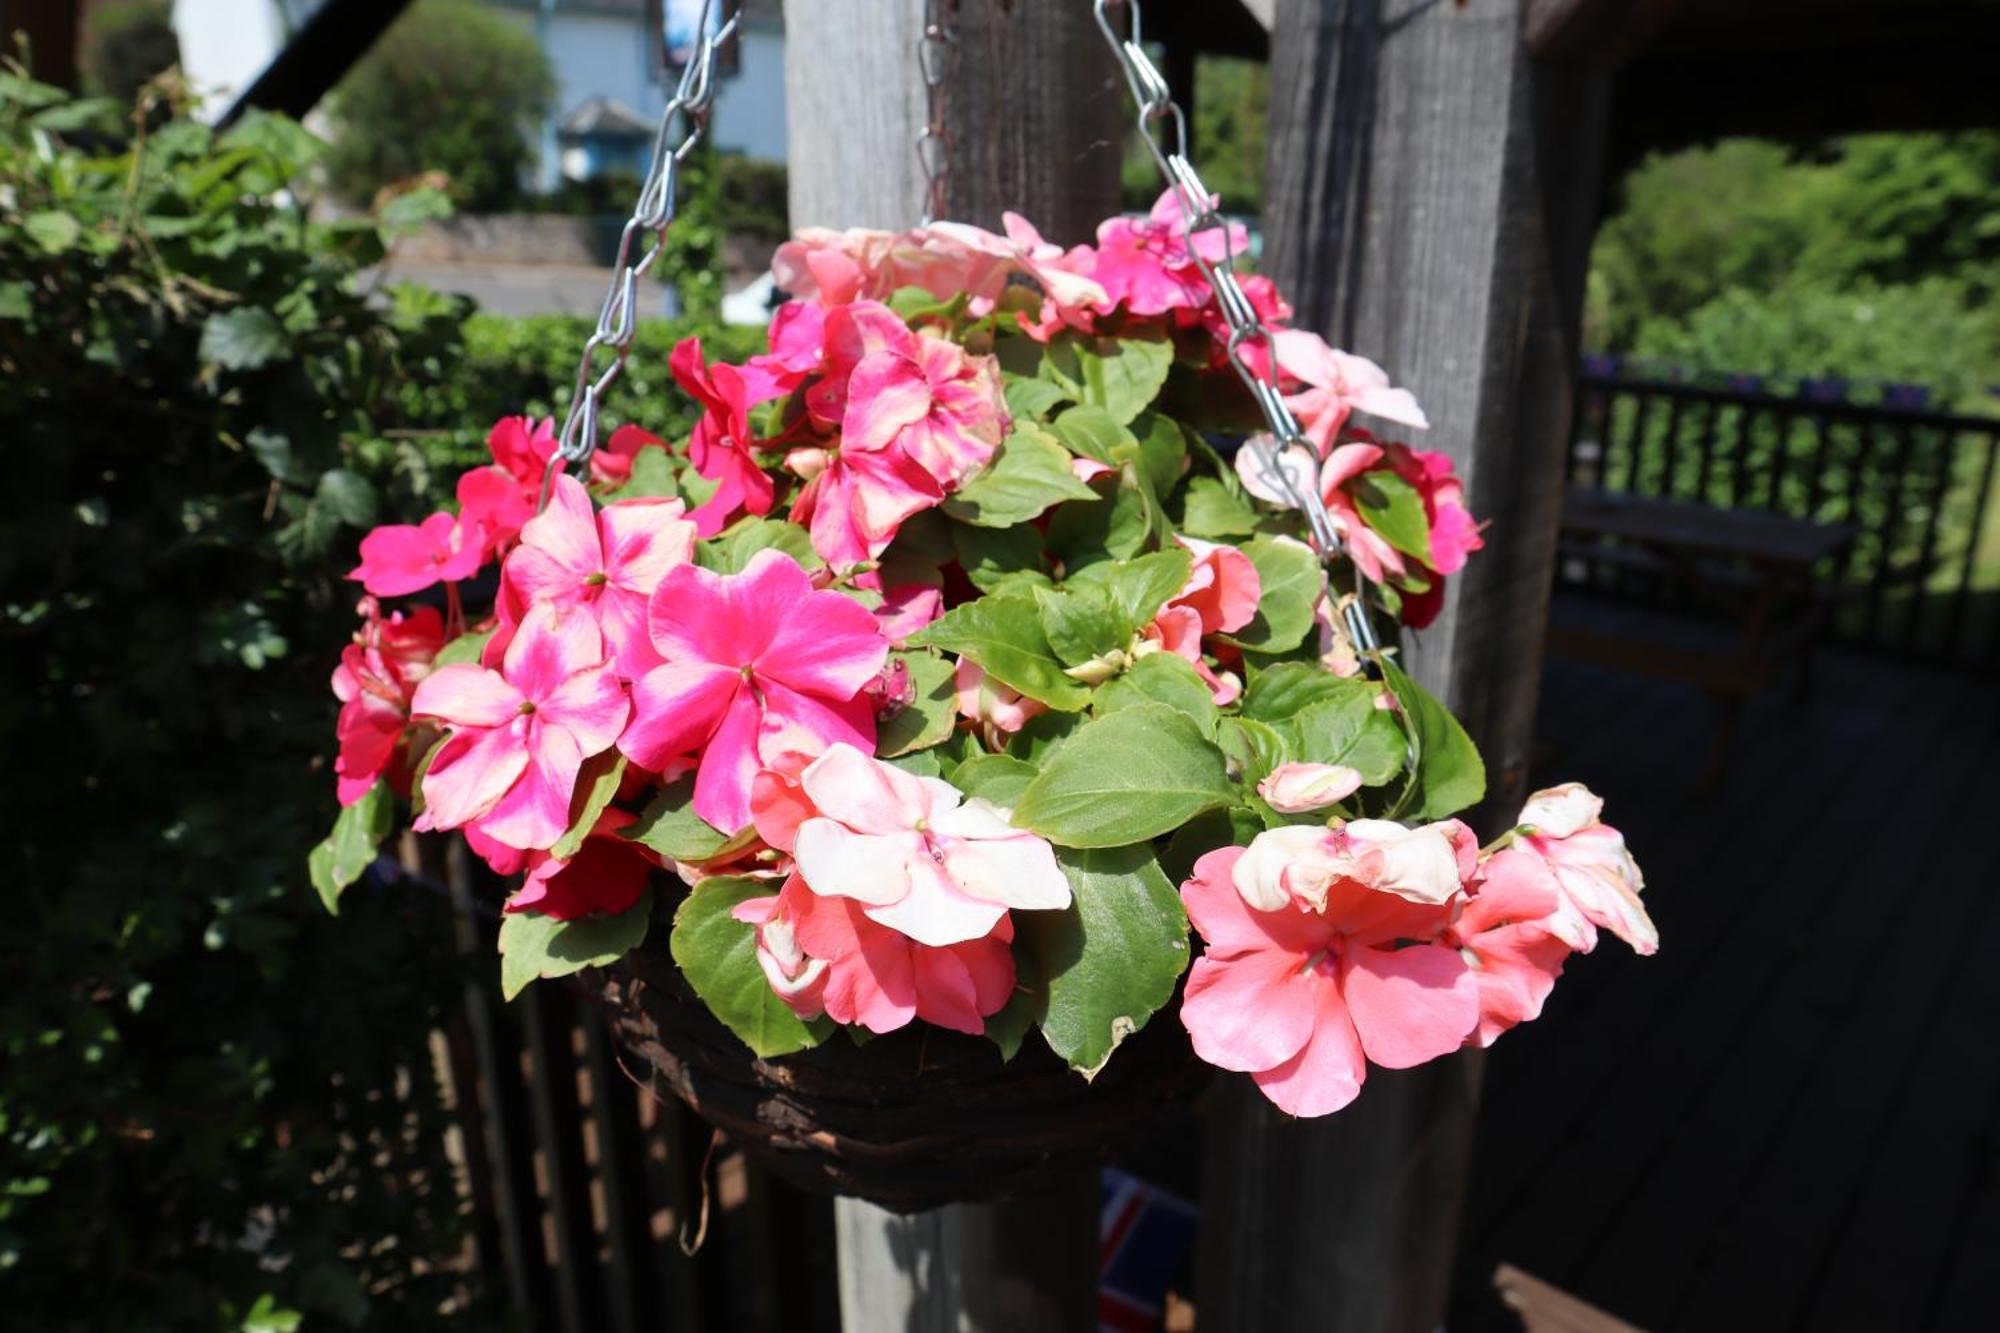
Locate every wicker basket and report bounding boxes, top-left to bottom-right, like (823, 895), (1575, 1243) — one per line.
(580, 943), (1208, 1213)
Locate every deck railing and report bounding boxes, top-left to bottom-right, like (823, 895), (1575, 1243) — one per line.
(1563, 369), (2000, 666)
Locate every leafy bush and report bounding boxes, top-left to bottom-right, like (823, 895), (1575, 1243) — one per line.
(717, 152), (789, 240)
(326, 0), (556, 210)
(83, 0), (180, 105)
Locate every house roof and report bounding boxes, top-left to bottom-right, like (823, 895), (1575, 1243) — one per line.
(557, 95), (655, 139)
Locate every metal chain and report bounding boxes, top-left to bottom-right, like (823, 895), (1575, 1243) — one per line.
(1089, 0), (1379, 653)
(916, 0), (959, 225)
(538, 0), (741, 509)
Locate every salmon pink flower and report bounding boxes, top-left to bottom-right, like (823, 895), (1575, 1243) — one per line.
(790, 744), (1071, 947)
(502, 473), (696, 676)
(790, 444), (943, 572)
(349, 510), (484, 596)
(733, 875), (1018, 1035)
(330, 598), (444, 804)
(1272, 328), (1428, 453)
(1179, 843), (1479, 1117)
(954, 658), (1047, 736)
(670, 336), (777, 537)
(410, 602), (629, 852)
(1257, 762), (1364, 814)
(1514, 783), (1656, 955)
(505, 810), (654, 921)
(1229, 817), (1476, 914)
(1449, 849), (1571, 1047)
(1138, 536), (1262, 704)
(619, 550), (889, 833)
(1088, 188), (1246, 317)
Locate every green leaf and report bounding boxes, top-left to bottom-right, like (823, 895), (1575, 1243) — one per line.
(1282, 691), (1408, 787)
(1008, 708), (1085, 763)
(1072, 337), (1174, 426)
(981, 940), (1043, 1062)
(1065, 547), (1192, 632)
(1377, 656), (1485, 820)
(623, 776), (740, 862)
(306, 782), (394, 915)
(23, 211), (81, 254)
(376, 183), (453, 232)
(1240, 661), (1364, 721)
(606, 445), (677, 500)
(950, 753), (1040, 809)
(432, 627), (496, 667)
(1047, 405), (1136, 463)
(314, 469), (378, 528)
(1015, 844), (1190, 1077)
(671, 876), (826, 1057)
(909, 594), (1090, 710)
(1034, 585), (1129, 667)
(549, 751), (627, 860)
(1044, 477), (1150, 564)
(1094, 652), (1219, 735)
(876, 651), (959, 756)
(1215, 716), (1291, 786)
(1012, 703), (1234, 847)
(951, 522), (1049, 593)
(1160, 806), (1263, 885)
(1223, 535), (1322, 651)
(1003, 374), (1071, 419)
(943, 422), (1097, 526)
(499, 887), (654, 1002)
(1127, 412), (1191, 497)
(1351, 470), (1435, 566)
(1180, 475), (1261, 538)
(199, 307), (291, 370)
(698, 517), (821, 573)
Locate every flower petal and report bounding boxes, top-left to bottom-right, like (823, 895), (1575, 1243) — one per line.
(1250, 979), (1368, 1117)
(619, 661), (738, 771)
(418, 724), (529, 831)
(477, 722), (584, 851)
(1180, 948), (1321, 1074)
(411, 663), (522, 728)
(797, 743), (929, 834)
(1339, 942), (1478, 1069)
(537, 661), (630, 757)
(792, 818), (916, 906)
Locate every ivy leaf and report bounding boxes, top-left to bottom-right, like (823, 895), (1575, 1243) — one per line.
(950, 753), (1040, 809)
(549, 750), (626, 861)
(1012, 703), (1234, 847)
(499, 887), (654, 1002)
(1222, 535), (1322, 652)
(1072, 337), (1174, 426)
(432, 627), (496, 667)
(1377, 655), (1484, 820)
(1351, 470), (1435, 566)
(1094, 652), (1219, 736)
(623, 776), (740, 862)
(1180, 475), (1261, 538)
(1015, 844), (1191, 1078)
(875, 650), (959, 756)
(670, 876), (827, 1057)
(1034, 585), (1128, 667)
(314, 469), (378, 528)
(199, 306), (290, 370)
(943, 422), (1097, 527)
(306, 781), (393, 915)
(908, 594), (1090, 710)
(698, 518), (821, 573)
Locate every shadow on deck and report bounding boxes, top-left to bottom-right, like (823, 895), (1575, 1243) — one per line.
(1447, 599), (2000, 1331)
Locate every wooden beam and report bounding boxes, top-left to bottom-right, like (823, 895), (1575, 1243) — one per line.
(781, 4), (1120, 1327)
(1524, 0), (1680, 65)
(1197, 1), (1610, 1327)
(215, 0), (413, 128)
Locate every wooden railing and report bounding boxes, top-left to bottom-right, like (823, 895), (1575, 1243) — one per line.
(1563, 370), (2000, 666)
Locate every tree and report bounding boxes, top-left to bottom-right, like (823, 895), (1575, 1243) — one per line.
(83, 1), (181, 105)
(327, 0), (556, 211)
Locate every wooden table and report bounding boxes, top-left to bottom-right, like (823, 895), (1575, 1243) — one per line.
(1547, 487), (1859, 783)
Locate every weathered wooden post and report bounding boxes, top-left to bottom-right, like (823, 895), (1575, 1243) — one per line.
(1195, 1), (1611, 1328)
(780, 2), (1122, 1328)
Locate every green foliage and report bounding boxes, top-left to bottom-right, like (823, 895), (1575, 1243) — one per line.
(83, 1), (181, 106)
(663, 137), (725, 322)
(327, 0), (556, 210)
(499, 889), (655, 1002)
(670, 877), (827, 1058)
(0, 79), (486, 1329)
(717, 153), (790, 241)
(1123, 55), (1267, 216)
(1012, 703), (1235, 847)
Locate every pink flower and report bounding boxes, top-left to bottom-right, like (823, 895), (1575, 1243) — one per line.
(455, 464), (535, 560)
(619, 550), (889, 833)
(465, 417), (646, 554)
(1271, 328), (1428, 454)
(1087, 189), (1246, 317)
(791, 443), (943, 572)
(1257, 762), (1364, 814)
(925, 215), (1107, 316)
(1179, 844), (1479, 1118)
(771, 226), (903, 305)
(1378, 439), (1483, 576)
(1236, 440), (1410, 584)
(348, 510), (484, 596)
(410, 602), (630, 852)
(1448, 849), (1571, 1047)
(501, 473), (696, 677)
(588, 424), (662, 489)
(669, 336), (777, 537)
(505, 810), (654, 921)
(733, 875), (1018, 1036)
(487, 415), (559, 491)
(790, 743), (1071, 947)
(1139, 536), (1263, 705)
(739, 301), (827, 402)
(823, 302), (1008, 488)
(1229, 818), (1476, 914)
(1514, 783), (1656, 955)
(330, 598), (444, 804)
(873, 584), (943, 645)
(953, 658), (1046, 736)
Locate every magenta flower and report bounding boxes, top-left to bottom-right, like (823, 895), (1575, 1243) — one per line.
(410, 602), (630, 852)
(669, 336), (777, 537)
(330, 598), (444, 805)
(502, 473), (696, 677)
(505, 810), (654, 921)
(1087, 188), (1247, 317)
(1448, 849), (1572, 1047)
(1178, 841), (1479, 1118)
(618, 549), (889, 833)
(348, 510), (484, 596)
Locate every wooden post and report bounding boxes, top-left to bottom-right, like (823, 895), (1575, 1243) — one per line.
(1196, 1), (1611, 1328)
(781, 4), (1120, 1329)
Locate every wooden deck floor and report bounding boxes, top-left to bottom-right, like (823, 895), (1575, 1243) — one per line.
(1447, 616), (2000, 1331)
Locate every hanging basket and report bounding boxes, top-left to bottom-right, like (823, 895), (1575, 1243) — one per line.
(579, 925), (1210, 1213)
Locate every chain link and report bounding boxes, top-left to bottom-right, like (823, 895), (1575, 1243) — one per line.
(538, 0), (741, 510)
(916, 0), (959, 225)
(1089, 0), (1378, 653)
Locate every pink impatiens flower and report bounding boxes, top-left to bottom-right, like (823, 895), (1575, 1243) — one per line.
(330, 597), (444, 805)
(349, 510), (484, 597)
(1513, 783), (1656, 955)
(1228, 817), (1476, 914)
(1257, 762), (1365, 814)
(1141, 536), (1262, 704)
(789, 743), (1072, 947)
(953, 658), (1047, 737)
(505, 810), (654, 921)
(1449, 849), (1572, 1047)
(502, 473), (696, 676)
(670, 336), (777, 537)
(1271, 328), (1429, 454)
(1088, 188), (1247, 317)
(410, 602), (630, 852)
(733, 874), (1018, 1035)
(1178, 842), (1479, 1118)
(618, 550), (889, 834)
